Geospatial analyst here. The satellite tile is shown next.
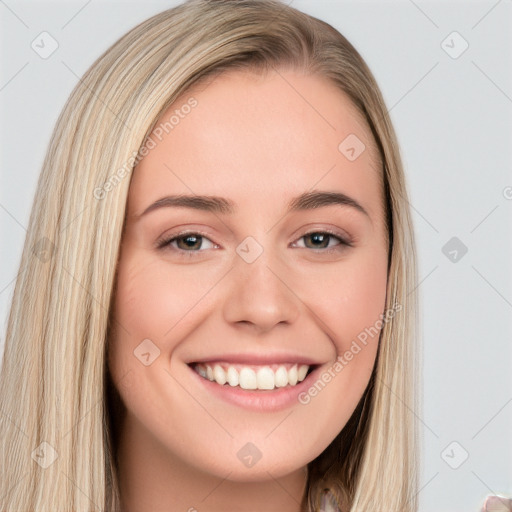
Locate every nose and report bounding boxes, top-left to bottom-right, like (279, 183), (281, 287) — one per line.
(222, 247), (300, 334)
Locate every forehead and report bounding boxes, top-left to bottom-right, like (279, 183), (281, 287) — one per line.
(128, 68), (383, 220)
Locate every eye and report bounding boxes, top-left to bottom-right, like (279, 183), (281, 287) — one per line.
(292, 231), (351, 251)
(156, 232), (217, 253)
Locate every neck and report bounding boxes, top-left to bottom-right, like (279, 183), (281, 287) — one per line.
(116, 413), (308, 512)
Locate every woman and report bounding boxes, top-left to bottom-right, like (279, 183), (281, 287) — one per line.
(0, 1), (419, 510)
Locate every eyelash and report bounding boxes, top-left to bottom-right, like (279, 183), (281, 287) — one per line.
(156, 229), (353, 257)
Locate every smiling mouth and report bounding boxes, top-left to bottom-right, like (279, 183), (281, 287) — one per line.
(190, 362), (315, 390)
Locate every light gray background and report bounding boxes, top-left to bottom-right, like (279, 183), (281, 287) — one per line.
(1, 1), (511, 511)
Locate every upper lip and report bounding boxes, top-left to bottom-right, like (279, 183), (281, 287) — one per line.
(187, 352), (323, 366)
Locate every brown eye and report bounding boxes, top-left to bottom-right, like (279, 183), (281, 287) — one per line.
(297, 232), (349, 250)
(157, 232), (216, 252)
(175, 234), (203, 250)
(303, 233), (332, 249)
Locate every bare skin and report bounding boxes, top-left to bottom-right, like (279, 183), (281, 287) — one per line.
(108, 68), (388, 512)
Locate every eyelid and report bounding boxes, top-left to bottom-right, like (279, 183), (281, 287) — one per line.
(155, 229), (219, 251)
(291, 226), (354, 247)
(290, 230), (352, 251)
(156, 226), (354, 254)
(156, 233), (353, 258)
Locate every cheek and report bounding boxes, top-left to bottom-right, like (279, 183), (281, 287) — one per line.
(107, 250), (226, 397)
(107, 254), (208, 434)
(108, 254), (182, 386)
(112, 254), (220, 342)
(292, 249), (387, 444)
(299, 247), (388, 361)
(335, 250), (385, 324)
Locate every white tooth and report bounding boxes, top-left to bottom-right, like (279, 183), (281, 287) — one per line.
(206, 365), (214, 381)
(239, 368), (257, 390)
(226, 366), (239, 387)
(274, 366), (288, 388)
(213, 364), (227, 385)
(196, 365), (207, 379)
(297, 364), (309, 382)
(256, 366), (275, 390)
(288, 364), (298, 386)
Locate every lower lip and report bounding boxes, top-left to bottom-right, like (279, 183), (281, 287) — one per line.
(188, 364), (322, 412)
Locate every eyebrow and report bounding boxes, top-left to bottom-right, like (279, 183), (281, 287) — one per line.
(137, 190), (370, 218)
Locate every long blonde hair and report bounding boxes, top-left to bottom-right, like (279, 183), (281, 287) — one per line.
(0, 1), (419, 510)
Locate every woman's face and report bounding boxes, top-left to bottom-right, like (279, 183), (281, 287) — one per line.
(108, 68), (389, 481)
